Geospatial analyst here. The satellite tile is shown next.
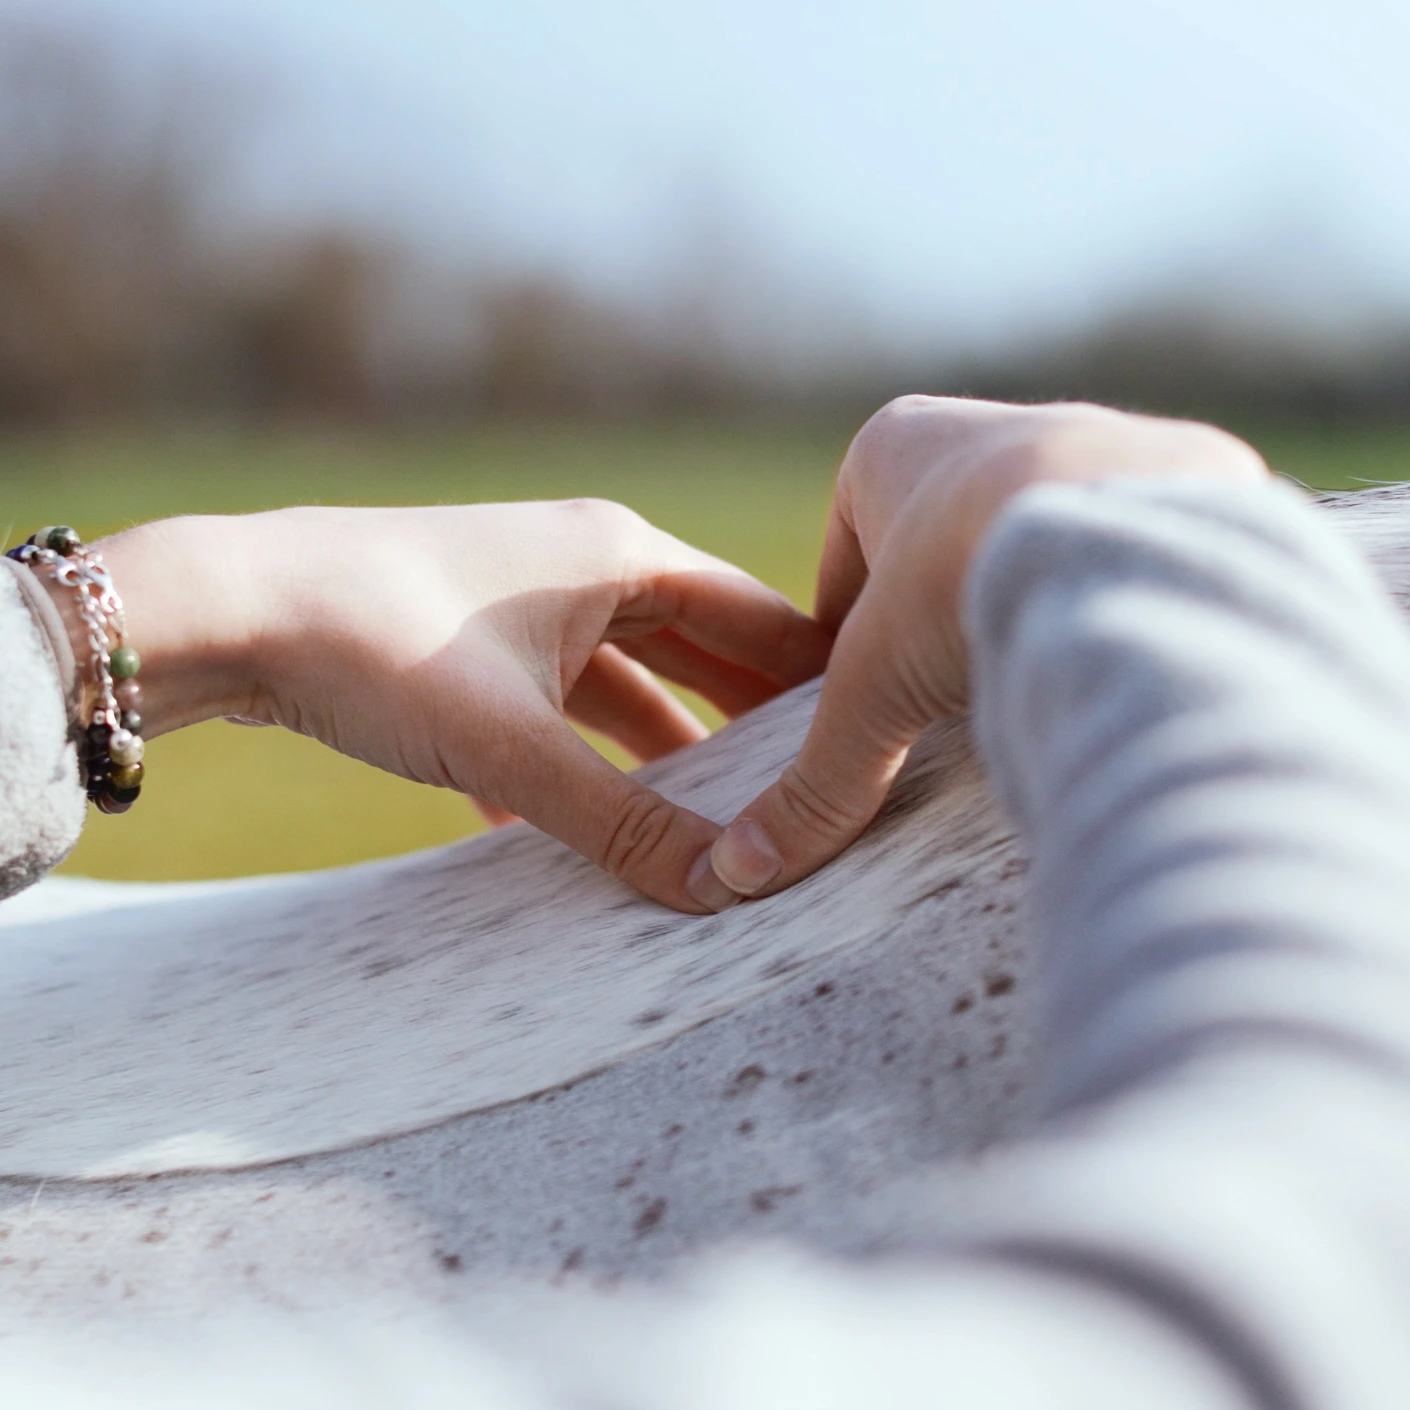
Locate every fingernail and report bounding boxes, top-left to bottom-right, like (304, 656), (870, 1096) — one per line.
(711, 819), (783, 895)
(687, 847), (743, 913)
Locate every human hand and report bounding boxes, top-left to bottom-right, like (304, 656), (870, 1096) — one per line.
(95, 500), (831, 911)
(688, 396), (1268, 909)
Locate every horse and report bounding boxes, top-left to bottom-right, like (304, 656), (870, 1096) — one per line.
(0, 483), (1405, 1323)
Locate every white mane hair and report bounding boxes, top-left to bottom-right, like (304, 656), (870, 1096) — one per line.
(0, 484), (1404, 1404)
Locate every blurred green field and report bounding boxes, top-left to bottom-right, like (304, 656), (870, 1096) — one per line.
(4, 418), (1408, 882)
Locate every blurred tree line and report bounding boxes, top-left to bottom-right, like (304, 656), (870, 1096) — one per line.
(3, 21), (1410, 430)
(0, 23), (768, 425)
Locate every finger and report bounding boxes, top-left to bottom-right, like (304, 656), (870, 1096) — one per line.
(614, 629), (783, 718)
(469, 795), (520, 828)
(812, 491), (870, 632)
(614, 529), (833, 689)
(810, 393), (1020, 628)
(565, 644), (709, 760)
(480, 704), (731, 913)
(686, 569), (968, 907)
(661, 571), (833, 688)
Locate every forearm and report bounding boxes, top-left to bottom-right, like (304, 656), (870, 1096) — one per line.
(959, 476), (1410, 1406)
(970, 476), (1410, 1109)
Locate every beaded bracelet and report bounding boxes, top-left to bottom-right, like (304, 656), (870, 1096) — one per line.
(6, 525), (146, 814)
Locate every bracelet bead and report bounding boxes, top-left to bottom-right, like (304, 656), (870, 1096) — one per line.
(110, 762), (145, 791)
(45, 525), (83, 556)
(109, 729), (145, 766)
(120, 709), (143, 734)
(114, 679), (143, 711)
(109, 646), (142, 680)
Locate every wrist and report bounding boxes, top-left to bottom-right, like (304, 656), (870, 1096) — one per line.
(92, 514), (279, 738)
(31, 563), (96, 721)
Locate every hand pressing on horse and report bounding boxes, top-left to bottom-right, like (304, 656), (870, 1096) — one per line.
(89, 500), (831, 912)
(685, 396), (1268, 911)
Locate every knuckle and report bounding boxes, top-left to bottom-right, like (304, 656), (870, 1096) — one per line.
(570, 497), (650, 561)
(551, 498), (655, 581)
(773, 764), (866, 847)
(851, 394), (935, 456)
(559, 495), (614, 518)
(1193, 423), (1267, 476)
(875, 392), (938, 423)
(844, 393), (971, 493)
(559, 496), (641, 538)
(601, 790), (678, 881)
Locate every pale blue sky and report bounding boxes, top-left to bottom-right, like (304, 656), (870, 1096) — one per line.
(12, 0), (1410, 346)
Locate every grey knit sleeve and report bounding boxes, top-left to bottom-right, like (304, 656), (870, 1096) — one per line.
(0, 557), (86, 899)
(954, 475), (1410, 1409)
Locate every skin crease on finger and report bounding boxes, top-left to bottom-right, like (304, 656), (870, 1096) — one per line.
(685, 397), (1270, 914)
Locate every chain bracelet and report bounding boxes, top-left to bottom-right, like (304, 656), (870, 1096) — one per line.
(7, 526), (146, 814)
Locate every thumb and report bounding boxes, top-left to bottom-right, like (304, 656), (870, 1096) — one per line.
(687, 577), (968, 908)
(488, 706), (728, 913)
